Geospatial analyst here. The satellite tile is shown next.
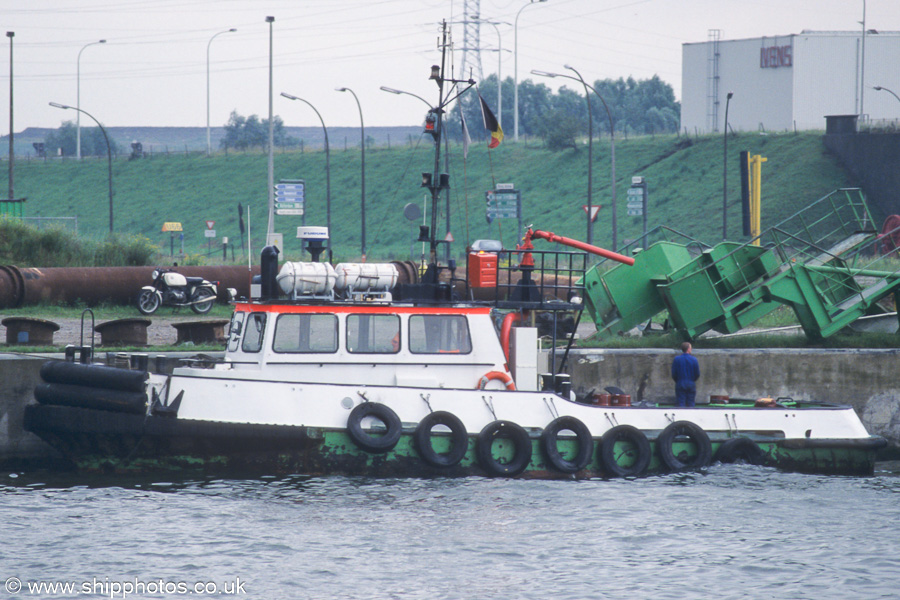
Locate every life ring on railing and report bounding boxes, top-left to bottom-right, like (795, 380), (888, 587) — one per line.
(477, 370), (517, 391)
(599, 425), (651, 477)
(346, 402), (402, 453)
(476, 420), (532, 477)
(540, 416), (594, 474)
(414, 410), (469, 468)
(657, 421), (712, 471)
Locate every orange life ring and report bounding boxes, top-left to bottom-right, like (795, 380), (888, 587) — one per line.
(477, 370), (517, 391)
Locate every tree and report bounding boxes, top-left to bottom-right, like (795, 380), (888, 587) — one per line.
(44, 120), (118, 158)
(221, 111), (296, 150)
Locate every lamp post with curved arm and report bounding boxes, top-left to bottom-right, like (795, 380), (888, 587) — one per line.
(77, 39), (106, 160)
(532, 67), (617, 249)
(874, 85), (900, 105)
(281, 92), (331, 260)
(50, 102), (113, 233)
(476, 19), (508, 131)
(207, 28), (236, 156)
(514, 0), (548, 142)
(723, 91), (734, 241)
(336, 87), (366, 259)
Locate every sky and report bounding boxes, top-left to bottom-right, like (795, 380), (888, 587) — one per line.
(3, 0), (899, 132)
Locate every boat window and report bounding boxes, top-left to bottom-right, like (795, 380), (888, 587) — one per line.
(346, 314), (400, 354)
(273, 313), (338, 353)
(241, 312), (267, 353)
(227, 311), (245, 352)
(409, 315), (472, 354)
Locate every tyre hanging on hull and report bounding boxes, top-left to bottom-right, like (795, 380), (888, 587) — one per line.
(476, 420), (532, 477)
(540, 416), (594, 474)
(657, 421), (712, 471)
(714, 436), (767, 466)
(599, 425), (651, 477)
(414, 410), (469, 468)
(346, 402), (402, 453)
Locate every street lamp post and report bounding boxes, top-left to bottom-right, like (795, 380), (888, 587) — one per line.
(76, 39), (106, 160)
(723, 91), (734, 241)
(477, 19), (507, 131)
(7, 32), (13, 204)
(514, 0), (548, 142)
(266, 16), (275, 241)
(336, 87), (366, 259)
(281, 92), (332, 260)
(565, 66), (594, 246)
(532, 67), (617, 249)
(874, 85), (900, 105)
(50, 102), (113, 233)
(207, 28), (236, 156)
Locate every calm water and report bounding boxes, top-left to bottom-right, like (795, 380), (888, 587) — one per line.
(2, 463), (900, 600)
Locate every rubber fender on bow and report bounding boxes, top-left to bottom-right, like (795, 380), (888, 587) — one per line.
(713, 436), (767, 466)
(599, 424), (652, 478)
(540, 416), (594, 474)
(414, 410), (469, 468)
(346, 402), (402, 453)
(657, 420), (713, 471)
(476, 420), (532, 477)
(477, 370), (516, 391)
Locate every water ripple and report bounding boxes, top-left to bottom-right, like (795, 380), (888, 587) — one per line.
(2, 464), (900, 599)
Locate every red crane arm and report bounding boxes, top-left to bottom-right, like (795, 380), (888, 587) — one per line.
(525, 229), (635, 266)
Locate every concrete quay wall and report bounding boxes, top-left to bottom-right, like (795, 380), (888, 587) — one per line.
(566, 348), (900, 452)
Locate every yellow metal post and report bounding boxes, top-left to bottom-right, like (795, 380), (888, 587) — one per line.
(749, 154), (767, 245)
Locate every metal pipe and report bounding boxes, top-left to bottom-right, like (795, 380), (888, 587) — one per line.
(0, 265), (260, 308)
(530, 229), (635, 265)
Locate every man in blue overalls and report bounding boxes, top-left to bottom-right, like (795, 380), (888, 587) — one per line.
(671, 342), (700, 407)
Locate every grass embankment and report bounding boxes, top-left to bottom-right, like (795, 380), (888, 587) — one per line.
(5, 131), (895, 350)
(6, 131), (863, 263)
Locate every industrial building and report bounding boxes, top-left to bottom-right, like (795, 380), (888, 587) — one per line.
(681, 30), (900, 134)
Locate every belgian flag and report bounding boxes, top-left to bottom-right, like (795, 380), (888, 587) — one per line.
(479, 93), (503, 149)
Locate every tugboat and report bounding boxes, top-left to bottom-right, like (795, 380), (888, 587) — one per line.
(23, 25), (885, 478)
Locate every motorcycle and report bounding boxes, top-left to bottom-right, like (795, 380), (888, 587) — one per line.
(137, 267), (218, 315)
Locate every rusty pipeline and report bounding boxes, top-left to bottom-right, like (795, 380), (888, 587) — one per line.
(0, 265), (261, 309)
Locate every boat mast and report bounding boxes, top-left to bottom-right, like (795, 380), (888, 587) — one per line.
(421, 21), (475, 283)
(428, 23), (448, 269)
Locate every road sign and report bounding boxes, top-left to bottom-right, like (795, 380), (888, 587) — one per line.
(204, 229), (216, 238)
(485, 190), (520, 220)
(582, 205), (601, 222)
(276, 181), (305, 194)
(161, 222), (182, 232)
(496, 183), (515, 190)
(274, 201), (304, 210)
(205, 220), (215, 230)
(627, 178), (648, 217)
(276, 208), (305, 216)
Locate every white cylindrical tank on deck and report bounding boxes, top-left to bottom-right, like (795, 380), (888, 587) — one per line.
(333, 263), (399, 293)
(276, 262), (337, 296)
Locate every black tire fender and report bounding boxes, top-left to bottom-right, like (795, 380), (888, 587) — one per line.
(714, 436), (767, 466)
(599, 424), (651, 477)
(657, 420), (713, 471)
(346, 402), (402, 453)
(414, 410), (469, 468)
(540, 416), (594, 474)
(476, 420), (532, 477)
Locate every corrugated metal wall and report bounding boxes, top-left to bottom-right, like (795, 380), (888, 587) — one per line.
(682, 32), (900, 134)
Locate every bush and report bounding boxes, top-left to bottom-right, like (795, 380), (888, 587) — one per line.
(0, 217), (159, 267)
